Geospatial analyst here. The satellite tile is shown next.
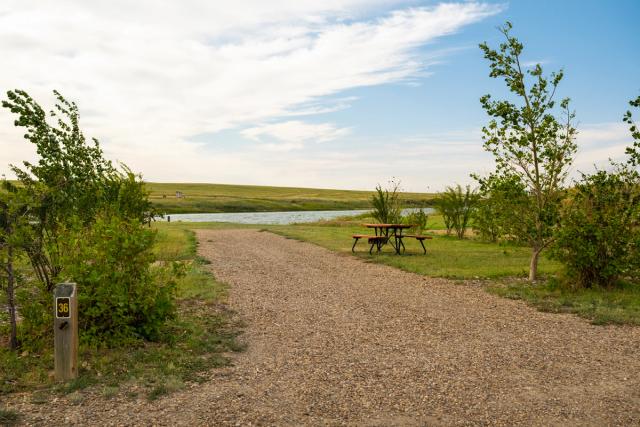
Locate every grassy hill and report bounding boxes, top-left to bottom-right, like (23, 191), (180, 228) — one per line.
(146, 182), (435, 214)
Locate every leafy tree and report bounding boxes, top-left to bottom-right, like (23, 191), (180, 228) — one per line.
(624, 95), (640, 165)
(472, 197), (501, 243)
(2, 89), (168, 348)
(434, 184), (478, 239)
(371, 180), (402, 224)
(2, 90), (120, 291)
(434, 195), (454, 236)
(478, 22), (577, 280)
(0, 180), (32, 349)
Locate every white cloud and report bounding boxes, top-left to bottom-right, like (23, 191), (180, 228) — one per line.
(573, 122), (631, 173)
(385, 123), (634, 191)
(242, 121), (350, 149)
(0, 1), (502, 184)
(283, 97), (358, 117)
(521, 59), (550, 68)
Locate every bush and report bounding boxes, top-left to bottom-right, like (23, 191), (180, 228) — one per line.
(473, 175), (530, 243)
(551, 168), (640, 288)
(61, 214), (177, 346)
(371, 181), (402, 224)
(434, 185), (478, 239)
(473, 197), (501, 242)
(404, 209), (429, 235)
(1, 89), (175, 350)
(14, 285), (52, 352)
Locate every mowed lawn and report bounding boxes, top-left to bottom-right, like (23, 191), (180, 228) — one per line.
(146, 182), (435, 213)
(265, 224), (562, 279)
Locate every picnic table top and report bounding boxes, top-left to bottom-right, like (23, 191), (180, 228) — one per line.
(363, 223), (412, 228)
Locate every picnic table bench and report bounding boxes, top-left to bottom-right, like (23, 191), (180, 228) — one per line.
(352, 224), (432, 255)
(400, 234), (433, 254)
(351, 234), (388, 254)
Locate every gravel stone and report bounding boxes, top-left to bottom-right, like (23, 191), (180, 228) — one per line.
(5, 229), (640, 426)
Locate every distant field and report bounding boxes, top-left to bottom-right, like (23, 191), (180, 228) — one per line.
(146, 182), (435, 214)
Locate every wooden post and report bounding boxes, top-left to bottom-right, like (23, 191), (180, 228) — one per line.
(54, 283), (78, 381)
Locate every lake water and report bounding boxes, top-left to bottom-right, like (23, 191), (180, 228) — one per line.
(165, 208), (434, 225)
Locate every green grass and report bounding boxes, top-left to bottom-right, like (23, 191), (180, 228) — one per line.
(146, 182), (434, 214)
(0, 347), (53, 394)
(152, 226), (197, 260)
(0, 223), (243, 400)
(0, 408), (20, 425)
(266, 223), (561, 279)
(154, 220), (258, 231)
(488, 279), (640, 325)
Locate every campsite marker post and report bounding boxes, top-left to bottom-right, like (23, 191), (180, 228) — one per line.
(54, 283), (78, 381)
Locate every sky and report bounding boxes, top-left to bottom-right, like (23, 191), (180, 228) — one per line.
(1, 0), (638, 192)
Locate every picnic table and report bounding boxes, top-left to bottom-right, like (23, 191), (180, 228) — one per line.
(351, 223), (432, 255)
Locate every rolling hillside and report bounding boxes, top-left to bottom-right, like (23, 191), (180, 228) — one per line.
(146, 182), (435, 214)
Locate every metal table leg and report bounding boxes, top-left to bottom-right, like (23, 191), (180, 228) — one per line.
(352, 237), (360, 253)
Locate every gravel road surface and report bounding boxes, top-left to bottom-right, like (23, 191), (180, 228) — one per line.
(6, 229), (640, 425)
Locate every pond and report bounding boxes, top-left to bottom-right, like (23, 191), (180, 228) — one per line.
(164, 208), (434, 225)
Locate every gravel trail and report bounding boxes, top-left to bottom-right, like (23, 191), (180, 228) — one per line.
(7, 229), (640, 425)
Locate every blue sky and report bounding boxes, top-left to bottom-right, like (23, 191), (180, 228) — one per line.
(1, 1), (638, 191)
(342, 0), (639, 131)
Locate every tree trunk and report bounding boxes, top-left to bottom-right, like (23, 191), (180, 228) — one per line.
(7, 245), (18, 349)
(528, 246), (541, 282)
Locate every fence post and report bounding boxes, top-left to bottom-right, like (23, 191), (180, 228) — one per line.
(54, 283), (78, 381)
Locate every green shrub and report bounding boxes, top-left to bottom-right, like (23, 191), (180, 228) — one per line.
(473, 197), (501, 242)
(1, 89), (176, 350)
(15, 286), (52, 352)
(551, 168), (640, 288)
(404, 209), (429, 235)
(0, 408), (20, 425)
(60, 214), (177, 346)
(371, 181), (402, 224)
(433, 185), (478, 239)
(473, 175), (531, 243)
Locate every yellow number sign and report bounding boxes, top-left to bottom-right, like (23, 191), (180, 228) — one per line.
(56, 297), (71, 318)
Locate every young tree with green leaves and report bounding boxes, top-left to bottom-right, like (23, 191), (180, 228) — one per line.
(2, 89), (168, 348)
(551, 167), (640, 288)
(477, 22), (577, 281)
(2, 89), (120, 291)
(0, 181), (31, 349)
(404, 208), (429, 235)
(623, 95), (640, 165)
